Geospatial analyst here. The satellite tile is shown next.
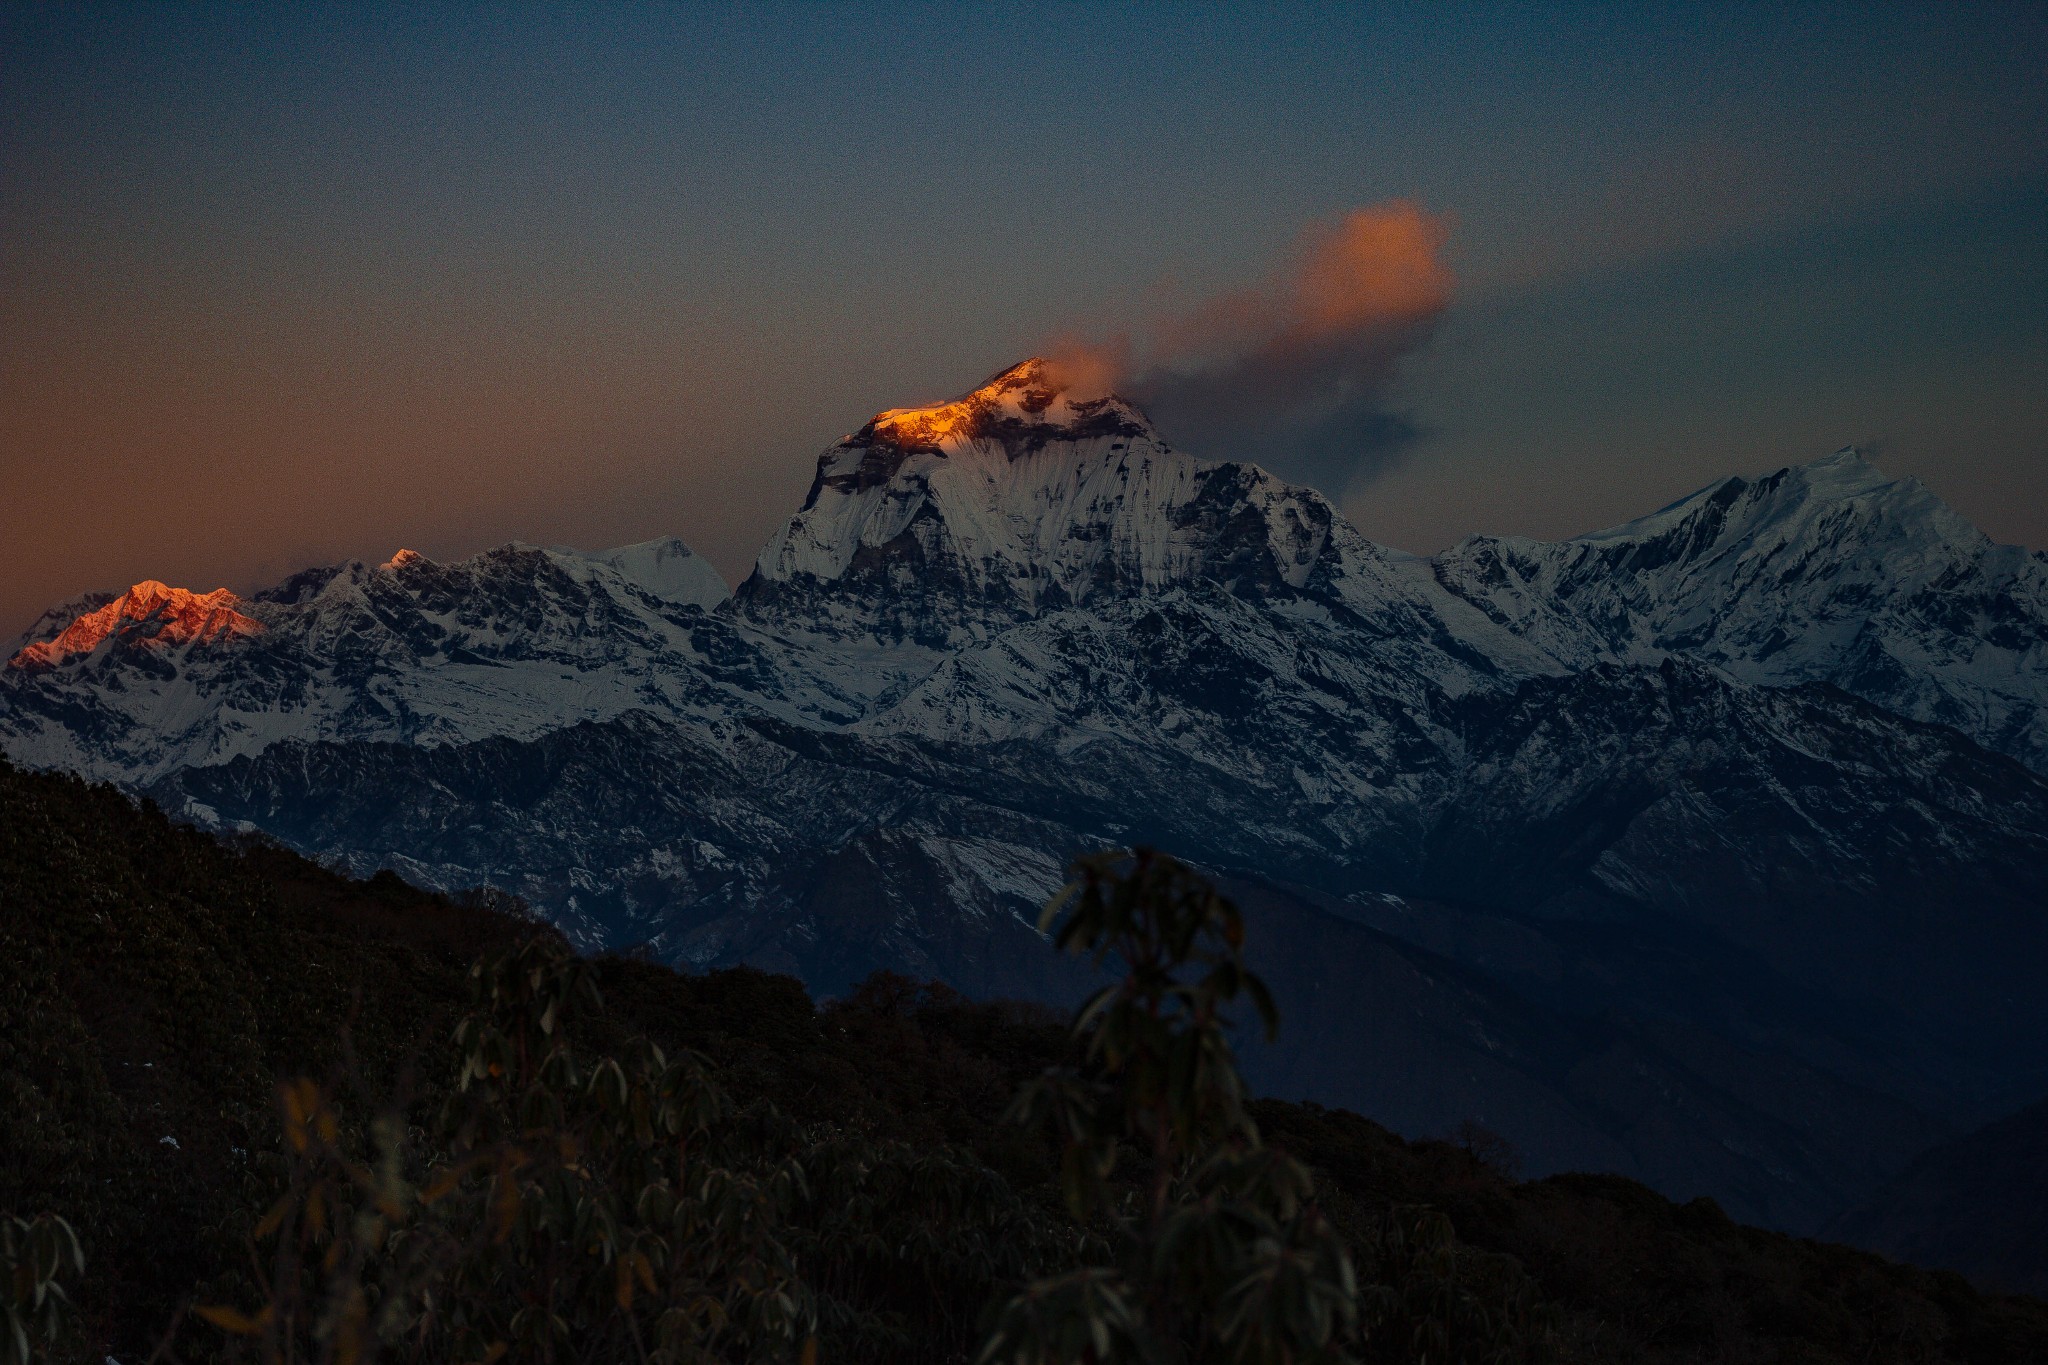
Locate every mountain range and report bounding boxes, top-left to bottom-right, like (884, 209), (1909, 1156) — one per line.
(6, 357), (2045, 1243)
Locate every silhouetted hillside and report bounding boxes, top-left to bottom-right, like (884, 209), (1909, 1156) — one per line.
(2, 757), (2044, 1363)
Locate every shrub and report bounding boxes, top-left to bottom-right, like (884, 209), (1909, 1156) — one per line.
(979, 848), (1359, 1364)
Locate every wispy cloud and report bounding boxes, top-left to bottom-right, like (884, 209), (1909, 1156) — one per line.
(1050, 202), (1453, 494)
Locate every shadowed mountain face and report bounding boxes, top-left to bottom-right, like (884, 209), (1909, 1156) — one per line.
(5, 358), (2046, 1238)
(1826, 1097), (2048, 1298)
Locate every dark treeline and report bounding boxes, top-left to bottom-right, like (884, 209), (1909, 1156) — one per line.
(2, 757), (2045, 1363)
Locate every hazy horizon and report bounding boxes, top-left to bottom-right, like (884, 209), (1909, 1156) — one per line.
(5, 4), (2042, 631)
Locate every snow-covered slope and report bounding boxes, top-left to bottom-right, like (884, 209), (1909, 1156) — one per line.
(1433, 448), (2048, 771)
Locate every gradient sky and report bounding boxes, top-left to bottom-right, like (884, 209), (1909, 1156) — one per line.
(3, 3), (2043, 634)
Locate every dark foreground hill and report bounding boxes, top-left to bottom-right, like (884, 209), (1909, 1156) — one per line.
(3, 756), (2045, 1363)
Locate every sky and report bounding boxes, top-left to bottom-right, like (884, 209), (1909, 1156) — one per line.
(2, 3), (2043, 632)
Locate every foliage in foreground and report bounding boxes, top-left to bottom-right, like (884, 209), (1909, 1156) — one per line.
(186, 939), (816, 1362)
(4, 758), (2047, 1364)
(169, 937), (1073, 1364)
(176, 850), (1379, 1363)
(981, 849), (1359, 1363)
(3, 1215), (83, 1365)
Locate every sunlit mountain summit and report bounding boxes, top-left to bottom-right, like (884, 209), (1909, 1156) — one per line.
(739, 357), (1380, 639)
(9, 580), (266, 671)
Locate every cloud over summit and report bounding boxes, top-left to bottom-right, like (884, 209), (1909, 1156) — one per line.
(1056, 202), (1453, 495)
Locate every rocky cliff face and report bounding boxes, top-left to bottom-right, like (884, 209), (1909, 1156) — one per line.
(5, 358), (2046, 1236)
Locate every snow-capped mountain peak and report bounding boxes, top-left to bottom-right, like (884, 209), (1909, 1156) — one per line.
(738, 358), (1394, 643)
(1573, 446), (1975, 565)
(851, 357), (1154, 462)
(8, 580), (265, 671)
(1799, 442), (1897, 489)
(1433, 445), (2048, 769)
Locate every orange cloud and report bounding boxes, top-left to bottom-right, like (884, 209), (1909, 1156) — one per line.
(1040, 336), (1131, 402)
(1161, 202), (1451, 364)
(1056, 201), (1454, 494)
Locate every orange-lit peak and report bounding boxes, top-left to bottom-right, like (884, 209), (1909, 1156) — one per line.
(382, 548), (426, 571)
(860, 357), (1144, 454)
(9, 580), (265, 671)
